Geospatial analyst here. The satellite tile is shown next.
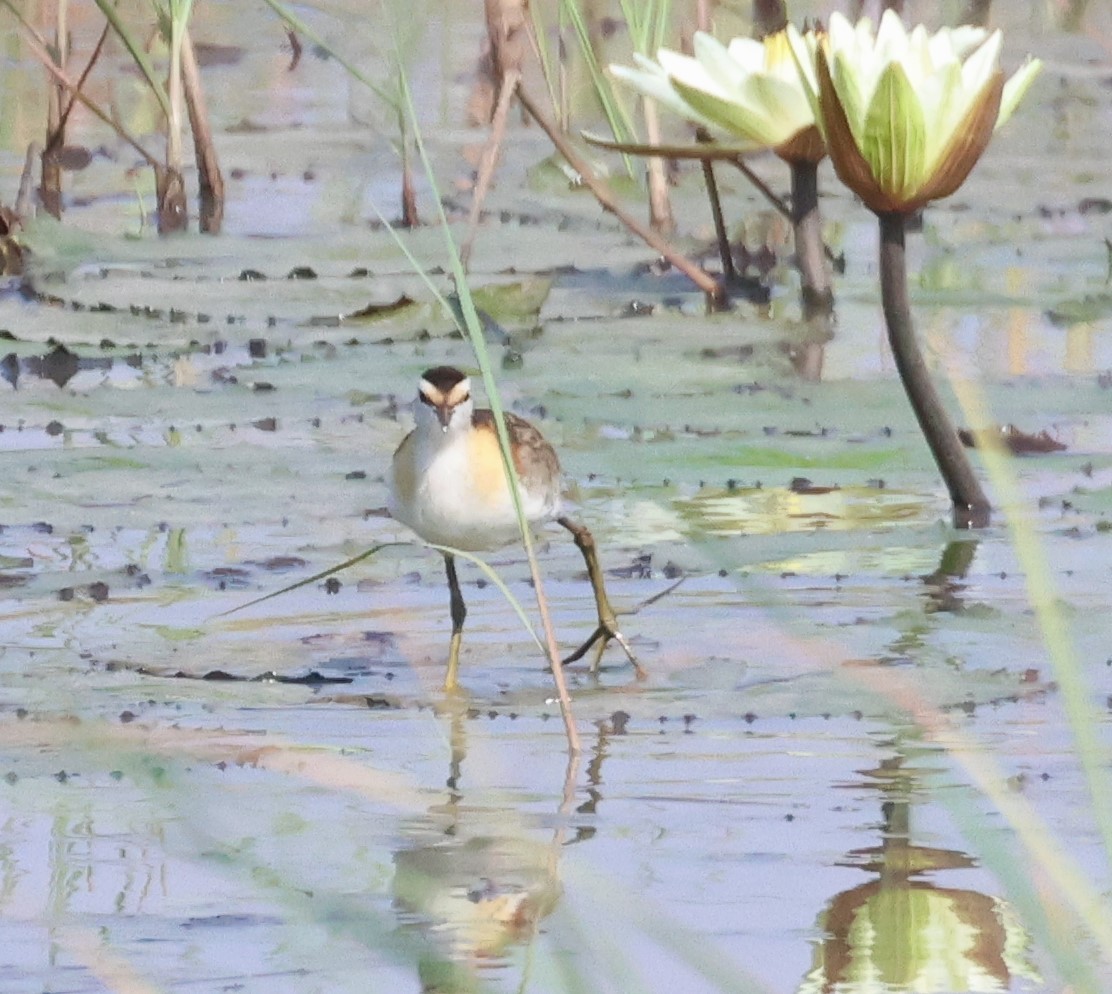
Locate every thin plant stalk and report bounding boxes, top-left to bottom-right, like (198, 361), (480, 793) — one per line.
(515, 84), (726, 307)
(395, 65), (581, 753)
(467, 8), (724, 305)
(91, 0), (185, 230)
(93, 0), (171, 118)
(641, 97), (675, 234)
(701, 159), (735, 281)
(947, 374), (1112, 866)
(878, 211), (990, 527)
(790, 160), (833, 323)
(461, 65), (520, 269)
(1, 3), (159, 170)
(158, 0), (193, 233)
(181, 28), (224, 233)
(41, 0), (67, 218)
(396, 105), (419, 228)
(618, 0), (674, 232)
(558, 0), (635, 176)
(789, 158), (830, 381)
(39, 15), (111, 221)
(525, 0), (560, 125)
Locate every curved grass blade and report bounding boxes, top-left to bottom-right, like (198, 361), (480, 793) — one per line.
(93, 0), (172, 119)
(948, 375), (1112, 863)
(559, 0), (636, 175)
(212, 542), (409, 618)
(430, 544), (545, 654)
(391, 55), (581, 750)
(258, 0), (397, 111)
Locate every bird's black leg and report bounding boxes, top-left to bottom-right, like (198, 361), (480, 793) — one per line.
(444, 552), (467, 691)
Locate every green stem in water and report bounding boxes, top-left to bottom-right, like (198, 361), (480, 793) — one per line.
(878, 211), (990, 528)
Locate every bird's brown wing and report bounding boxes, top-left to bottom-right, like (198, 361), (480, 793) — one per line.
(471, 409), (561, 494)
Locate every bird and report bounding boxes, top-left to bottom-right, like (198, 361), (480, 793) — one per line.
(388, 365), (641, 690)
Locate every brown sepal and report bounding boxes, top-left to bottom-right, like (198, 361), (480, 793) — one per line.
(919, 71), (1004, 206)
(775, 124), (827, 165)
(816, 46), (899, 213)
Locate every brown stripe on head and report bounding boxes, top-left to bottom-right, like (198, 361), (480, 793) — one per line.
(419, 366), (471, 407)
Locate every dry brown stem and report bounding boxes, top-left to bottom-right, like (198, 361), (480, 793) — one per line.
(182, 29), (224, 233)
(642, 98), (675, 235)
(40, 1), (68, 218)
(517, 84), (724, 306)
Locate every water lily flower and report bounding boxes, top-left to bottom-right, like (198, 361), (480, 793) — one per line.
(610, 25), (825, 164)
(812, 9), (1042, 214)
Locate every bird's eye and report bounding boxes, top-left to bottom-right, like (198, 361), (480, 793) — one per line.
(458, 392), (470, 404)
(418, 392), (436, 407)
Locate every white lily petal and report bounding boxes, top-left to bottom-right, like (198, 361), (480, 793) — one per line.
(826, 12), (858, 55)
(831, 47), (870, 139)
(737, 72), (813, 145)
(815, 7), (1038, 213)
(997, 57), (1043, 129)
(945, 25), (990, 60)
(785, 23), (819, 96)
(657, 47), (729, 101)
(691, 32), (748, 92)
(919, 58), (965, 175)
(875, 9), (909, 62)
(724, 36), (766, 74)
(609, 61), (713, 127)
(961, 30), (1002, 94)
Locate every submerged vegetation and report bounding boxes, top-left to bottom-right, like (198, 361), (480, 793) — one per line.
(0, 1), (1110, 992)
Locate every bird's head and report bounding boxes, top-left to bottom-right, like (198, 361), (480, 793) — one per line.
(416, 366), (473, 433)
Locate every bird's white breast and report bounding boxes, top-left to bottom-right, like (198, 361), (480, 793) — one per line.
(389, 429), (558, 552)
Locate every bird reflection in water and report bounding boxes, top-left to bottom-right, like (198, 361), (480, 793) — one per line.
(391, 703), (620, 992)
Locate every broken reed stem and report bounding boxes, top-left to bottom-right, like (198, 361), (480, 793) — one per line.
(399, 133), (420, 228)
(41, 0), (68, 218)
(181, 29), (224, 233)
(7, 13), (158, 169)
(514, 82), (726, 309)
(461, 67), (521, 269)
(641, 97), (675, 235)
(878, 210), (990, 527)
(35, 15), (109, 224)
(160, 9), (188, 232)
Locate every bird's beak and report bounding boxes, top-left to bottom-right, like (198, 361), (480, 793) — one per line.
(436, 405), (452, 431)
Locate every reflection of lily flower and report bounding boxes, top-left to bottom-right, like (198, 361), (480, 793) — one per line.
(610, 26), (825, 163)
(812, 10), (1042, 214)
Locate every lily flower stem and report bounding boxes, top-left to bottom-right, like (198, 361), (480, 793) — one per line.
(878, 211), (991, 528)
(790, 160), (833, 323)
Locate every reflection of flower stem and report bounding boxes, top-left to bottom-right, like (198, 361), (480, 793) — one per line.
(878, 212), (990, 527)
(790, 160), (833, 323)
